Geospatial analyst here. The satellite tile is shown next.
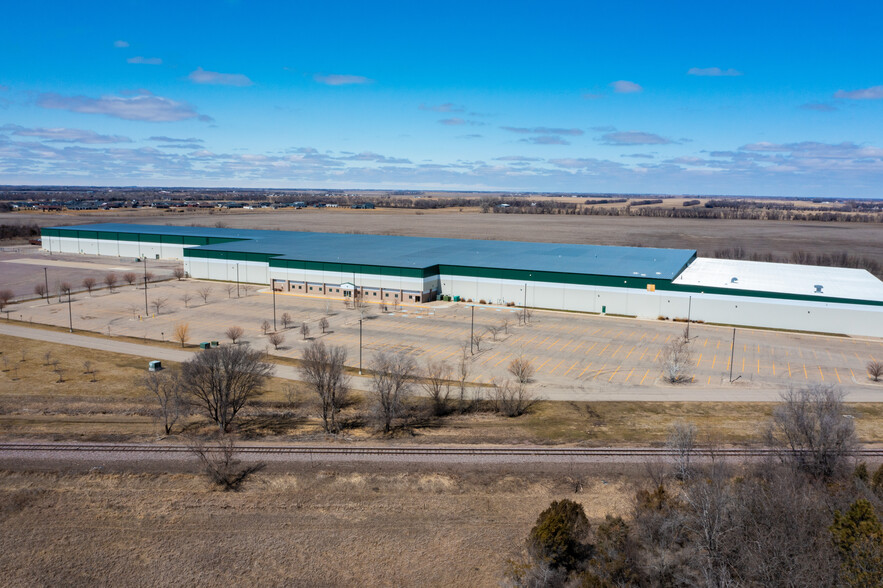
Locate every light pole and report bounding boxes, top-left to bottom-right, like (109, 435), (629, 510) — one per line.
(66, 288), (73, 332)
(470, 304), (475, 355)
(272, 281), (277, 331)
(43, 267), (49, 304)
(359, 318), (363, 375)
(143, 258), (149, 316)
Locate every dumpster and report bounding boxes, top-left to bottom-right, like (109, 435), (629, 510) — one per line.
(211, 341), (219, 347)
(199, 342), (211, 349)
(453, 295), (460, 302)
(148, 360), (162, 372)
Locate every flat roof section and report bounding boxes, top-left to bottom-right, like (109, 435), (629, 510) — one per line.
(674, 257), (883, 302)
(45, 223), (697, 280)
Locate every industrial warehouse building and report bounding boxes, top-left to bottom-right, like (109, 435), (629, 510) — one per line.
(41, 223), (883, 337)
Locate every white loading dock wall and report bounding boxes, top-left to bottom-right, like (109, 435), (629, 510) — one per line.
(184, 256), (269, 284)
(44, 235), (189, 260)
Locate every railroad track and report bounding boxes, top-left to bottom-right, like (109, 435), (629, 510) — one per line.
(2, 443), (883, 458)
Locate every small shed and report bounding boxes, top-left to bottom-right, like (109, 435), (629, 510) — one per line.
(148, 360), (162, 372)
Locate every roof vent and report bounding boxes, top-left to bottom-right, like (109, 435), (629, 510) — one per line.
(814, 284), (823, 294)
(731, 277), (738, 283)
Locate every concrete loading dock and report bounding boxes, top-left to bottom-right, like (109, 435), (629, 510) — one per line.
(41, 223), (883, 337)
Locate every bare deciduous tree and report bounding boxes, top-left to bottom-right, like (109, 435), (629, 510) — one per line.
(82, 277), (97, 295)
(491, 379), (536, 417)
(661, 331), (693, 384)
(260, 319), (271, 335)
(197, 286), (213, 304)
(457, 352), (471, 412)
(299, 340), (350, 433)
(151, 296), (169, 315)
(42, 350), (53, 366)
(767, 384), (857, 479)
(241, 284), (252, 296)
(319, 317), (329, 334)
(0, 289), (13, 313)
(224, 284), (235, 298)
(667, 421), (698, 481)
(173, 322), (190, 347)
(82, 360), (97, 382)
(58, 282), (71, 302)
(143, 370), (183, 435)
(486, 324), (502, 341)
(34, 282), (48, 303)
(181, 345), (274, 433)
(508, 356), (535, 384)
(173, 266), (186, 280)
(280, 312), (292, 329)
(225, 326), (244, 344)
(422, 360), (452, 416)
(370, 351), (416, 433)
(122, 272), (137, 286)
(471, 330), (485, 353)
(181, 292), (193, 308)
(189, 435), (266, 491)
(103, 272), (118, 292)
(301, 322), (311, 340)
(268, 331), (285, 350)
(867, 360), (883, 382)
(144, 271), (155, 284)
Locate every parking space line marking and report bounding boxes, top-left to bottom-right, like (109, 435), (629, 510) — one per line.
(742, 357), (745, 373)
(818, 365), (824, 381)
(578, 362), (593, 378)
(834, 368), (841, 383)
(599, 343), (610, 355)
(564, 361), (579, 376)
(624, 345), (635, 360)
(757, 358), (760, 374)
(696, 353), (702, 367)
(803, 363), (808, 379)
(607, 365), (620, 382)
(640, 368), (651, 385)
(653, 349), (661, 363)
(549, 359), (565, 374)
(571, 340), (585, 354)
(585, 342), (597, 355)
(593, 364), (607, 380)
(712, 355), (716, 369)
(495, 353), (512, 367)
(787, 362), (792, 378)
(611, 344), (623, 358)
(536, 357), (551, 372)
(624, 367), (635, 383)
(850, 368), (856, 380)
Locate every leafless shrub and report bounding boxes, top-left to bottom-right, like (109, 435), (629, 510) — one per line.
(82, 360), (97, 382)
(508, 356), (535, 383)
(224, 284), (235, 298)
(241, 284), (252, 296)
(225, 325), (244, 344)
(301, 322), (310, 340)
(173, 322), (190, 347)
(58, 282), (71, 301)
(299, 340), (350, 433)
(319, 317), (329, 334)
(181, 345), (274, 433)
(126, 303), (141, 319)
(0, 289), (12, 312)
(268, 331), (285, 350)
(471, 330), (485, 353)
(103, 272), (118, 292)
(867, 360), (883, 382)
(456, 352), (471, 412)
(181, 292), (193, 308)
(660, 332), (692, 384)
(144, 271), (155, 284)
(667, 421), (698, 481)
(260, 319), (271, 335)
(143, 370), (183, 435)
(173, 266), (186, 280)
(42, 350), (54, 366)
(370, 351), (416, 433)
(422, 360), (452, 416)
(486, 324), (502, 341)
(280, 312), (292, 329)
(197, 286), (213, 304)
(491, 379), (536, 417)
(767, 384), (857, 479)
(122, 272), (137, 286)
(53, 365), (66, 383)
(34, 283), (48, 302)
(189, 435), (266, 491)
(500, 318), (510, 334)
(82, 277), (96, 295)
(151, 296), (169, 315)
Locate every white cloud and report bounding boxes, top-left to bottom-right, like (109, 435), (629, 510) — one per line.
(599, 131), (674, 145)
(521, 136), (570, 145)
(610, 80), (642, 93)
(687, 67), (743, 77)
(313, 73), (374, 86)
(188, 67), (253, 86)
(37, 92), (212, 122)
(113, 40), (129, 48)
(834, 85), (883, 100)
(0, 124), (131, 144)
(501, 126), (583, 136)
(128, 56), (163, 65)
(419, 103), (464, 112)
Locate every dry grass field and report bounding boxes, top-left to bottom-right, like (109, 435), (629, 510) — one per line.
(4, 207), (882, 261)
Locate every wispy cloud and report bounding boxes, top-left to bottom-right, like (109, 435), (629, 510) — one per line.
(313, 73), (374, 86)
(834, 85), (883, 100)
(521, 135), (570, 145)
(419, 103), (464, 113)
(113, 40), (129, 48)
(0, 124), (131, 144)
(128, 56), (163, 65)
(599, 131), (674, 145)
(501, 126), (583, 136)
(457, 134), (483, 139)
(37, 92), (212, 122)
(147, 136), (204, 144)
(800, 102), (837, 112)
(188, 67), (253, 86)
(610, 80), (642, 93)
(687, 67), (743, 77)
(623, 153), (655, 159)
(495, 155), (542, 162)
(438, 118), (484, 126)
(339, 151), (411, 164)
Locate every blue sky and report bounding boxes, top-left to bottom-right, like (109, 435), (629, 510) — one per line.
(1, 0), (882, 197)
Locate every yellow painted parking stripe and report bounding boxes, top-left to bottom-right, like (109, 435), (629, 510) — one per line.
(549, 358), (565, 374)
(611, 344), (623, 358)
(608, 365), (621, 382)
(536, 357), (551, 372)
(578, 362), (593, 378)
(593, 364), (607, 380)
(495, 353), (512, 367)
(654, 349), (661, 363)
(639, 368), (650, 385)
(564, 361), (579, 376)
(696, 353), (702, 367)
(788, 362), (792, 378)
(558, 339), (573, 353)
(624, 367), (635, 383)
(834, 368), (841, 384)
(599, 343), (610, 355)
(570, 340), (585, 354)
(818, 365), (824, 381)
(584, 342), (597, 355)
(742, 357), (745, 373)
(757, 358), (760, 374)
(624, 345), (635, 360)
(803, 363), (808, 379)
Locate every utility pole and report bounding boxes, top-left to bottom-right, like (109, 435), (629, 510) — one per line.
(358, 318), (363, 375)
(470, 304), (475, 355)
(43, 267), (49, 304)
(686, 296), (692, 339)
(272, 282), (277, 331)
(143, 258), (149, 316)
(67, 289), (73, 332)
(729, 328), (736, 382)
